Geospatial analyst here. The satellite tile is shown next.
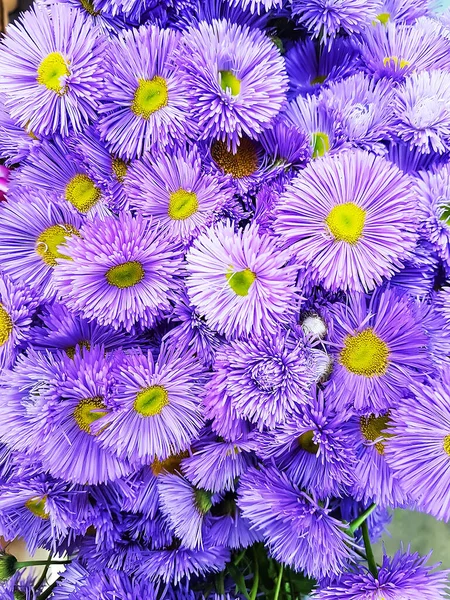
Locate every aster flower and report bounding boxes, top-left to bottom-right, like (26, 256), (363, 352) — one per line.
(126, 145), (233, 245)
(258, 120), (311, 170)
(291, 0), (382, 47)
(385, 370), (450, 521)
(274, 150), (417, 292)
(186, 221), (299, 339)
(322, 73), (396, 153)
(256, 388), (357, 498)
(228, 0), (282, 12)
(98, 25), (192, 160)
(178, 19), (288, 150)
(178, 0), (270, 30)
(95, 343), (206, 464)
(360, 20), (450, 80)
(205, 495), (262, 549)
(0, 94), (37, 167)
(0, 274), (40, 371)
(375, 0), (432, 24)
(54, 212), (182, 331)
(0, 191), (84, 299)
(41, 0), (129, 36)
(393, 70), (450, 154)
(390, 240), (438, 297)
(238, 465), (358, 579)
(285, 38), (360, 98)
(204, 326), (327, 431)
(327, 287), (429, 412)
(313, 548), (449, 599)
(0, 4), (106, 137)
(12, 140), (113, 215)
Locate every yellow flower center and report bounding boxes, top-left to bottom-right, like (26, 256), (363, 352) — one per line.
(219, 70), (241, 95)
(151, 450), (189, 476)
(298, 430), (319, 454)
(80, 0), (101, 15)
(132, 77), (168, 119)
(25, 495), (49, 520)
(211, 138), (258, 179)
(36, 224), (80, 266)
(326, 202), (366, 244)
(168, 189), (199, 221)
(340, 328), (389, 377)
(375, 12), (390, 25)
(360, 414), (390, 455)
(311, 132), (330, 158)
(65, 174), (101, 213)
(134, 385), (169, 417)
(0, 305), (13, 347)
(226, 268), (256, 297)
(444, 435), (450, 457)
(105, 261), (145, 288)
(73, 396), (107, 434)
(37, 52), (70, 94)
(383, 56), (409, 70)
(112, 157), (128, 182)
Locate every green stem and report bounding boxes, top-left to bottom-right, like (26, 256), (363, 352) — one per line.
(15, 559), (71, 569)
(34, 554), (53, 590)
(36, 581), (58, 600)
(233, 549), (246, 567)
(362, 521), (378, 579)
(348, 503), (377, 534)
(273, 564), (284, 600)
(250, 549), (260, 600)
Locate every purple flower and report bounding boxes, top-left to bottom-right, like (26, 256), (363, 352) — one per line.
(95, 343), (206, 464)
(385, 370), (450, 521)
(327, 287), (430, 412)
(98, 25), (192, 160)
(0, 93), (37, 167)
(0, 4), (106, 137)
(54, 212), (182, 331)
(178, 19), (288, 150)
(274, 150), (418, 292)
(313, 548), (450, 599)
(228, 0), (282, 12)
(238, 465), (358, 579)
(377, 0), (432, 24)
(186, 221), (299, 339)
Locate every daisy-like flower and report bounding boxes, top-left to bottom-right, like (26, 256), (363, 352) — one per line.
(54, 212), (182, 331)
(313, 548), (449, 599)
(98, 25), (192, 160)
(285, 38), (360, 98)
(0, 4), (106, 137)
(393, 70), (450, 154)
(186, 221), (299, 339)
(178, 19), (288, 150)
(322, 73), (396, 153)
(126, 146), (233, 245)
(375, 0), (432, 24)
(204, 326), (327, 430)
(205, 498), (262, 550)
(0, 191), (84, 299)
(228, 0), (282, 12)
(274, 150), (417, 292)
(0, 274), (40, 371)
(327, 287), (429, 412)
(12, 140), (112, 216)
(257, 388), (357, 498)
(385, 370), (450, 521)
(291, 0), (382, 47)
(238, 465), (358, 579)
(95, 343), (206, 464)
(360, 20), (450, 81)
(390, 240), (438, 298)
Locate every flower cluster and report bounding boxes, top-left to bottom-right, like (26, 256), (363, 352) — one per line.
(0, 0), (449, 598)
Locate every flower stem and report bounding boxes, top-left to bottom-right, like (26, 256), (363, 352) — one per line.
(15, 560), (71, 569)
(36, 581), (58, 600)
(34, 554), (53, 590)
(273, 563), (284, 600)
(250, 548), (260, 600)
(348, 503), (377, 534)
(361, 521), (378, 579)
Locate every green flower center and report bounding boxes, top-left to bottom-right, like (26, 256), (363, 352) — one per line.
(0, 305), (13, 347)
(65, 174), (101, 213)
(340, 328), (389, 377)
(36, 224), (80, 266)
(80, 0), (101, 15)
(326, 202), (366, 244)
(194, 488), (213, 515)
(151, 450), (189, 476)
(73, 397), (107, 434)
(112, 157), (128, 182)
(383, 56), (409, 70)
(132, 77), (168, 119)
(311, 132), (330, 158)
(168, 189), (199, 220)
(219, 70), (241, 95)
(226, 268), (256, 297)
(37, 52), (70, 94)
(298, 430), (319, 454)
(310, 75), (327, 86)
(375, 12), (390, 25)
(25, 495), (49, 520)
(105, 261), (145, 288)
(65, 340), (91, 359)
(134, 385), (169, 417)
(211, 138), (258, 179)
(444, 435), (450, 457)
(360, 414), (390, 455)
